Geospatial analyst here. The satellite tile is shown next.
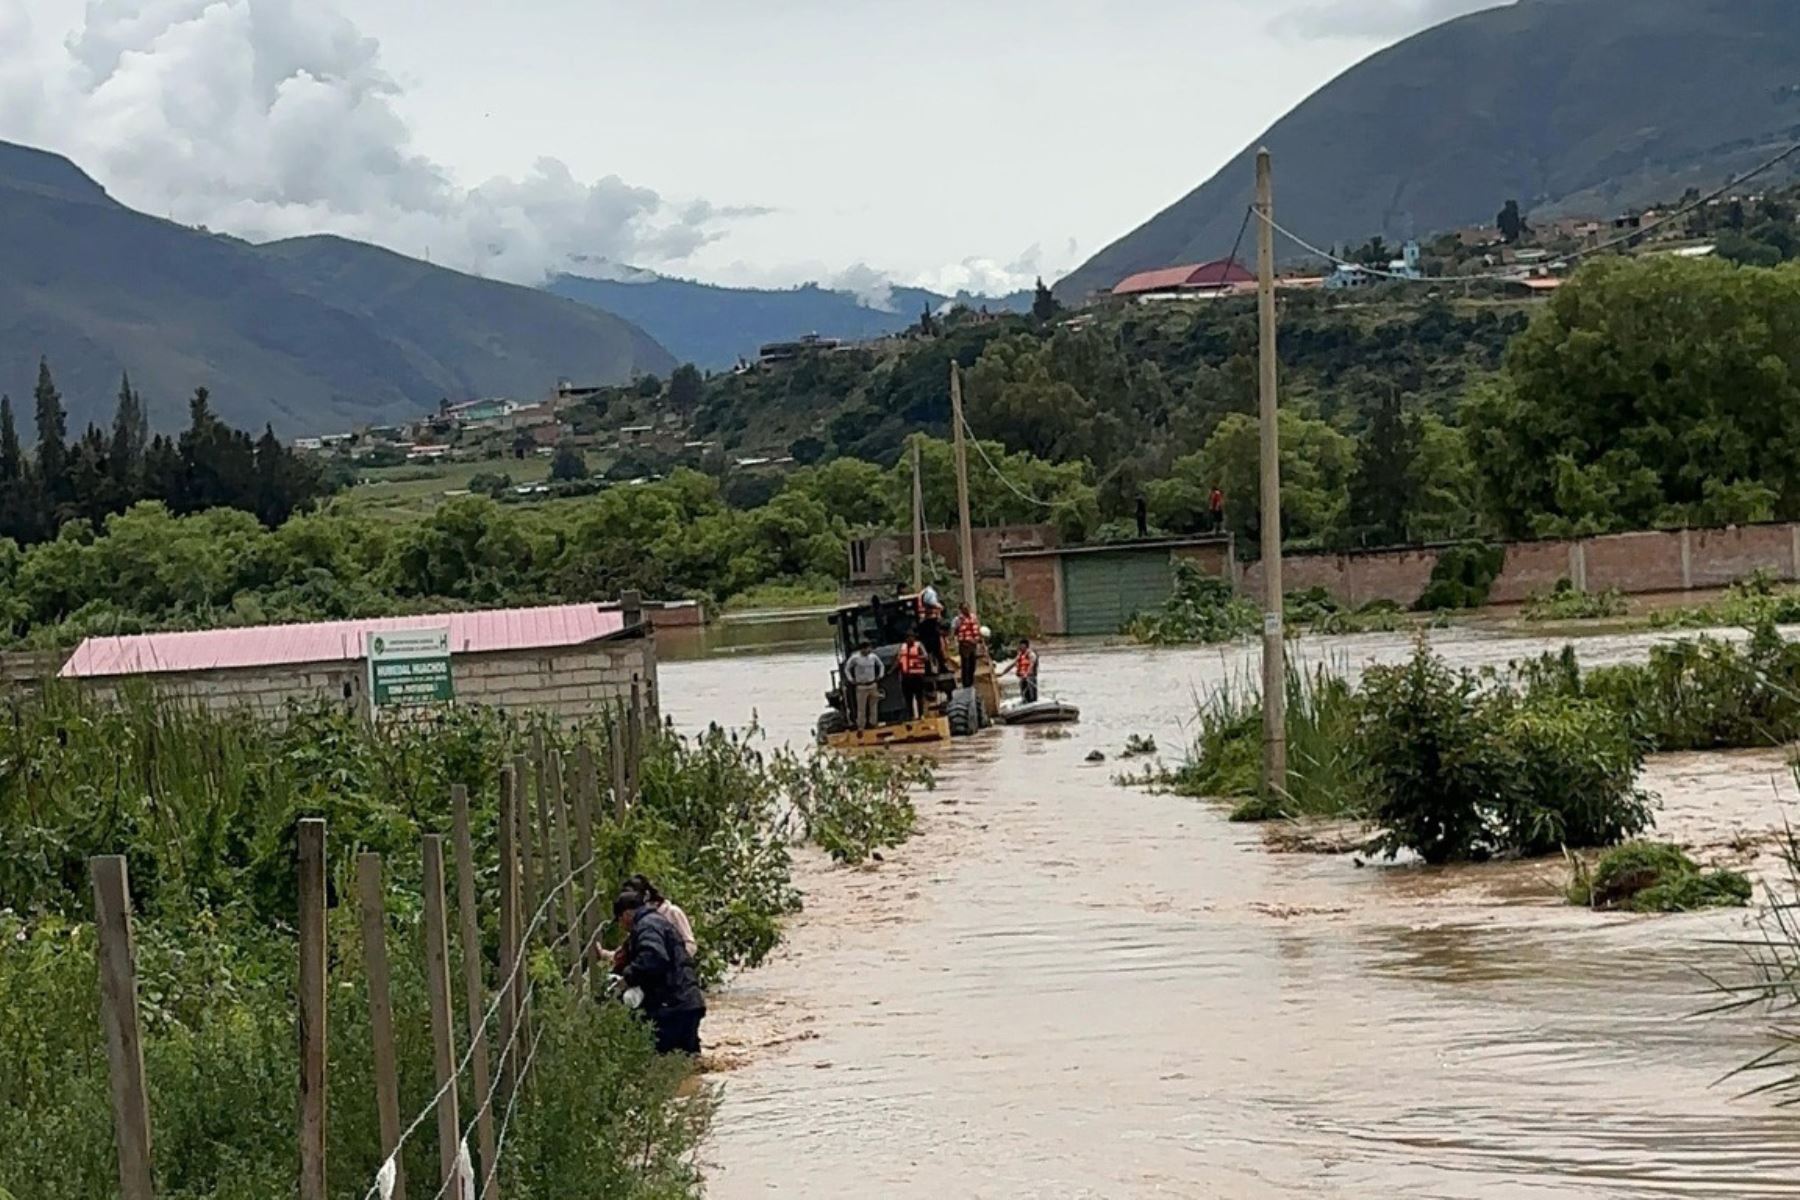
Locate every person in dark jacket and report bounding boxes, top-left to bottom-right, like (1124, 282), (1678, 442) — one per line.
(614, 891), (706, 1055)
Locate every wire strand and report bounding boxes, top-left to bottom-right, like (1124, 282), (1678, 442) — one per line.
(958, 412), (1065, 511)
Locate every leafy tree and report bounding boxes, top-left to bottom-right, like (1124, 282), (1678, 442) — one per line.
(1466, 256), (1800, 537)
(1497, 199), (1528, 244)
(1167, 412), (1353, 550)
(1354, 237), (1393, 267)
(784, 456), (895, 529)
(1031, 276), (1062, 322)
(667, 364), (704, 418)
(635, 374), (663, 399)
(788, 434), (826, 465)
(549, 441), (588, 482)
(1342, 392), (1420, 548)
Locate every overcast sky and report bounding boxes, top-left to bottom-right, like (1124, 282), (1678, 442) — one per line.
(1, 0), (1505, 298)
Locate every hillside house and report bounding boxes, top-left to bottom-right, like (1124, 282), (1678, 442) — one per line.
(1112, 259), (1254, 300)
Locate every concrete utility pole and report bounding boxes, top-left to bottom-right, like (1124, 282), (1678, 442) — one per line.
(950, 365), (980, 610)
(1256, 147), (1287, 795)
(911, 436), (925, 593)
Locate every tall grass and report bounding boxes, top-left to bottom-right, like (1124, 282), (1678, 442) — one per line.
(1166, 659), (1366, 821)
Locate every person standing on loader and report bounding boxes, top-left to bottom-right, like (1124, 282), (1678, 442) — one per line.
(953, 602), (984, 688)
(917, 580), (947, 672)
(1000, 638), (1041, 703)
(897, 630), (930, 718)
(844, 639), (886, 730)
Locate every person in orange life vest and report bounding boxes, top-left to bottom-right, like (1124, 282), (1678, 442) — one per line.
(896, 630), (931, 718)
(952, 602), (984, 688)
(916, 581), (947, 672)
(999, 638), (1040, 703)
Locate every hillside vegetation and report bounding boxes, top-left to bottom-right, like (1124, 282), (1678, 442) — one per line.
(1059, 0), (1800, 297)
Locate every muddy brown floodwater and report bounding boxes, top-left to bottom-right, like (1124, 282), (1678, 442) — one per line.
(662, 626), (1800, 1199)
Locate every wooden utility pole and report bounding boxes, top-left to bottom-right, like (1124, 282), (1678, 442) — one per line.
(90, 856), (155, 1200)
(297, 818), (328, 1200)
(911, 437), (925, 593)
(356, 853), (405, 1200)
(949, 364), (979, 610)
(1255, 147), (1287, 796)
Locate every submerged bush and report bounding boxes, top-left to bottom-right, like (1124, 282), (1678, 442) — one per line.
(1652, 568), (1800, 630)
(1520, 622), (1800, 750)
(1522, 579), (1629, 622)
(1126, 561), (1257, 644)
(1416, 540), (1505, 611)
(1568, 841), (1751, 913)
(1359, 643), (1652, 863)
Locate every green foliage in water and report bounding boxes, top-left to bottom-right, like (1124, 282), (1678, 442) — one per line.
(1284, 588), (1408, 635)
(1415, 540), (1505, 611)
(1166, 663), (1366, 821)
(1125, 561), (1258, 644)
(1517, 622), (1800, 751)
(1567, 841), (1751, 913)
(0, 685), (928, 1200)
(1650, 568), (1800, 630)
(1357, 643), (1652, 864)
(1522, 579), (1629, 622)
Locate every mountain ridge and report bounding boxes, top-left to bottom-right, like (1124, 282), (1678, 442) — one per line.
(1058, 0), (1800, 298)
(0, 141), (673, 436)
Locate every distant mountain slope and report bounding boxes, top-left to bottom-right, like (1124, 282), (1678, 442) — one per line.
(549, 272), (1030, 369)
(0, 141), (672, 436)
(1059, 0), (1800, 298)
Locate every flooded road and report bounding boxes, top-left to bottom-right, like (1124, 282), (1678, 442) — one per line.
(663, 626), (1800, 1198)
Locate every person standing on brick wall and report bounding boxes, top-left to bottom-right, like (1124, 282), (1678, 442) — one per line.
(1209, 485), (1226, 533)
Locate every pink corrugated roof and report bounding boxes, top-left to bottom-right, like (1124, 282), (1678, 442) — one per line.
(1113, 259), (1256, 296)
(60, 604), (628, 679)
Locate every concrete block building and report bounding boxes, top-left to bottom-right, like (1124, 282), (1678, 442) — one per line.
(57, 602), (657, 723)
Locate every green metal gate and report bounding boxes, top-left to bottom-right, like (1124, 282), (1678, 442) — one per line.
(1061, 549), (1174, 636)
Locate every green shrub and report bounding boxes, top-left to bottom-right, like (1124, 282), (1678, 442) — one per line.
(1568, 841), (1751, 912)
(1651, 568), (1800, 630)
(1522, 579), (1629, 622)
(1416, 540), (1505, 610)
(1522, 622), (1800, 750)
(1126, 560), (1258, 644)
(1359, 643), (1652, 863)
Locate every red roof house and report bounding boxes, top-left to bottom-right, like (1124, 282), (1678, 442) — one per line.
(1112, 259), (1256, 298)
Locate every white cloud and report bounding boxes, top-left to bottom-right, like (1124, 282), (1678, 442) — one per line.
(0, 0), (762, 283)
(1271, 0), (1510, 41)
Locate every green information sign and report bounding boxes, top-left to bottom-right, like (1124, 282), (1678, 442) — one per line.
(366, 628), (454, 707)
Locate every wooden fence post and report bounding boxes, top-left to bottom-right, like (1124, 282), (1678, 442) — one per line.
(572, 745), (598, 969)
(627, 681), (644, 809)
(421, 835), (462, 1194)
(512, 753), (537, 945)
(531, 734), (555, 943)
(90, 855), (155, 1200)
(356, 853), (406, 1200)
(549, 750), (579, 972)
(450, 786), (499, 1194)
(496, 765), (520, 1108)
(297, 818), (328, 1200)
(609, 711), (629, 823)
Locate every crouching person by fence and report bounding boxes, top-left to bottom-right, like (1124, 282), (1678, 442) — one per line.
(613, 891), (707, 1054)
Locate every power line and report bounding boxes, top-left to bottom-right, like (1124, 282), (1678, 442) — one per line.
(1256, 134), (1800, 284)
(957, 411), (1064, 511)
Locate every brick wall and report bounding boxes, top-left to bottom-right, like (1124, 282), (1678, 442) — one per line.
(77, 635), (658, 725)
(1234, 522), (1800, 610)
(1003, 555), (1064, 634)
(852, 524), (1059, 585)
